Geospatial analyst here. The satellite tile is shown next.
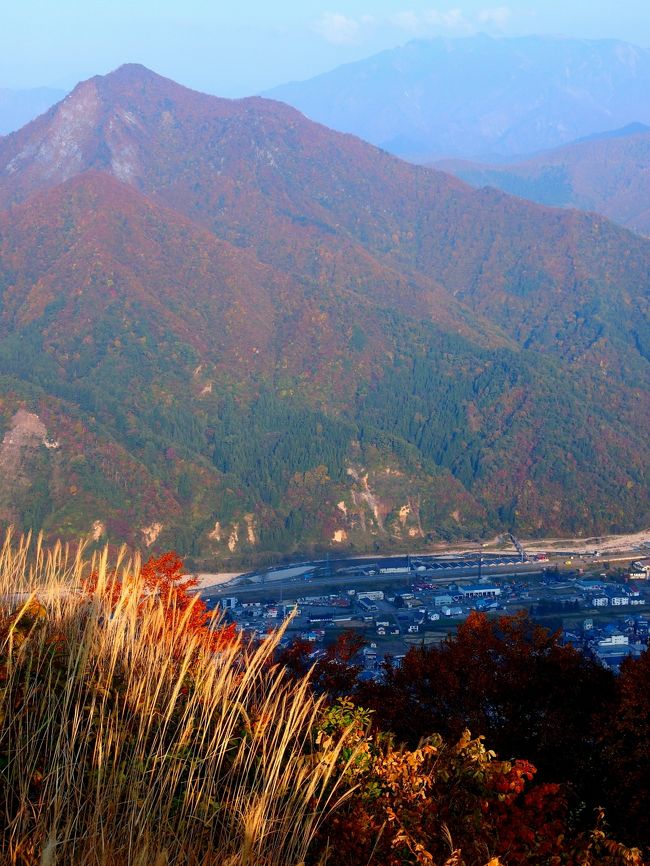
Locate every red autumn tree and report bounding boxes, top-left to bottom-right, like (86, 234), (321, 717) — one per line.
(84, 550), (236, 651)
(599, 647), (650, 848)
(355, 612), (614, 802)
(313, 701), (643, 866)
(278, 629), (365, 695)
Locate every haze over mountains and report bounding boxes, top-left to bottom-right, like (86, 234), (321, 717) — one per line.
(266, 35), (650, 161)
(0, 64), (647, 559)
(436, 123), (650, 236)
(0, 87), (67, 136)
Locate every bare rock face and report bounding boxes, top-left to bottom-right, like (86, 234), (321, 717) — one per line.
(2, 82), (103, 199)
(141, 522), (163, 547)
(0, 68), (151, 205)
(0, 410), (50, 522)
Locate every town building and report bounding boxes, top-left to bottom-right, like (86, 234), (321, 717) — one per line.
(457, 584), (501, 600)
(441, 605), (464, 617)
(591, 596), (608, 607)
(631, 558), (650, 578)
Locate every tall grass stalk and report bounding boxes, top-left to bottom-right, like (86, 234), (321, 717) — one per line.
(0, 533), (352, 865)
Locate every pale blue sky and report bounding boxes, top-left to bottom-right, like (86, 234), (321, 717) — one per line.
(2, 1), (649, 95)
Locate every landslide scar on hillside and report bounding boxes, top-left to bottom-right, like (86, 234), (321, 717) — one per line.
(0, 410), (50, 521)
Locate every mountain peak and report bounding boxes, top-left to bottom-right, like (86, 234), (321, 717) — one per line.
(0, 64), (213, 199)
(91, 62), (191, 94)
(0, 63), (343, 208)
(106, 62), (159, 78)
(573, 120), (650, 145)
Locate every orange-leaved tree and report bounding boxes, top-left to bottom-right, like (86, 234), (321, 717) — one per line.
(83, 549), (236, 651)
(312, 700), (644, 866)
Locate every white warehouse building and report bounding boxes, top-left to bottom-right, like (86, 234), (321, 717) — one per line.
(457, 584), (501, 599)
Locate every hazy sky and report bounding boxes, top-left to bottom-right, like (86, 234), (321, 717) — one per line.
(2, 1), (649, 95)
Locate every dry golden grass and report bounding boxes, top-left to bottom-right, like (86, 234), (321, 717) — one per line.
(0, 531), (353, 866)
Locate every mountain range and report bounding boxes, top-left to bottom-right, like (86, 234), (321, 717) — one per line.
(0, 64), (647, 561)
(266, 35), (650, 160)
(435, 123), (650, 236)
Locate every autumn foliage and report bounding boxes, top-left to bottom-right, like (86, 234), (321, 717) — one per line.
(314, 700), (643, 866)
(356, 610), (614, 788)
(1, 62), (649, 557)
(598, 648), (650, 846)
(284, 610), (650, 862)
(82, 548), (237, 651)
(0, 536), (647, 865)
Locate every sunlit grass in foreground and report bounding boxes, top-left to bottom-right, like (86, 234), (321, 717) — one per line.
(0, 531), (353, 866)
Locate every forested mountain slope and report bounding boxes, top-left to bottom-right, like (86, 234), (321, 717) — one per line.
(436, 123), (650, 237)
(0, 65), (647, 559)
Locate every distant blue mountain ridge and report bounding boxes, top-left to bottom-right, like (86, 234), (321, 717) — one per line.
(265, 34), (650, 160)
